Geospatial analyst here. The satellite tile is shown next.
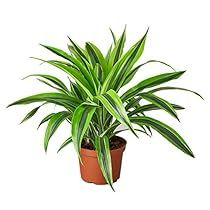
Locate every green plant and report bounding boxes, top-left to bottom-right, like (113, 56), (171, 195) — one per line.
(8, 28), (202, 190)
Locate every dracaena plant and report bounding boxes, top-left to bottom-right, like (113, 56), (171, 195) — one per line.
(8, 28), (202, 190)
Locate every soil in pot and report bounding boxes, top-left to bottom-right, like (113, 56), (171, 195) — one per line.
(79, 136), (126, 185)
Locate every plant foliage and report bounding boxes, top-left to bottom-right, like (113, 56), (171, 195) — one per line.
(8, 28), (202, 190)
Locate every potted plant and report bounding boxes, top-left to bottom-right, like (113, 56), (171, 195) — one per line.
(7, 28), (202, 190)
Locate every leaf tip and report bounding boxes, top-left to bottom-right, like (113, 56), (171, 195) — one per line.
(190, 152), (195, 158)
(67, 35), (73, 43)
(176, 116), (181, 122)
(44, 144), (48, 153)
(110, 184), (115, 192)
(21, 75), (29, 80)
(132, 129), (139, 139)
(39, 43), (45, 47)
(123, 24), (127, 32)
(6, 103), (13, 108)
(181, 70), (187, 74)
(199, 94), (205, 100)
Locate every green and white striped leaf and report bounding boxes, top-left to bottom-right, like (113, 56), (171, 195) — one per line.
(114, 29), (148, 91)
(86, 42), (108, 80)
(130, 116), (194, 157)
(93, 63), (102, 86)
(96, 89), (138, 137)
(37, 113), (55, 129)
(125, 96), (142, 110)
(122, 60), (175, 87)
(7, 92), (81, 110)
(122, 71), (186, 102)
(109, 28), (117, 45)
(40, 46), (96, 94)
(148, 86), (204, 99)
(69, 80), (83, 99)
(71, 102), (98, 156)
(108, 27), (126, 68)
(23, 74), (69, 92)
(20, 106), (41, 124)
(44, 60), (95, 99)
(140, 93), (180, 121)
(36, 78), (64, 93)
(67, 37), (89, 62)
(68, 45), (88, 68)
(44, 111), (70, 152)
(112, 128), (149, 137)
(67, 77), (88, 101)
(128, 103), (184, 117)
(105, 44), (113, 63)
(40, 44), (88, 73)
(95, 136), (114, 190)
(57, 137), (72, 153)
(101, 29), (148, 93)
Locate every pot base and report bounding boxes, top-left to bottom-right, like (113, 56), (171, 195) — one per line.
(80, 175), (120, 185)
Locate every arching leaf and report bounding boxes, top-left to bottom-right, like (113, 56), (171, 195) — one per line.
(71, 102), (98, 156)
(95, 136), (114, 191)
(57, 137), (72, 153)
(44, 111), (70, 152)
(122, 71), (186, 102)
(130, 116), (194, 157)
(96, 89), (138, 138)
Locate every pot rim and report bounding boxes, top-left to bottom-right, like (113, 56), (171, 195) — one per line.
(80, 136), (127, 158)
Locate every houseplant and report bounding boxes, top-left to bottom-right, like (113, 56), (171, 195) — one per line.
(7, 28), (202, 190)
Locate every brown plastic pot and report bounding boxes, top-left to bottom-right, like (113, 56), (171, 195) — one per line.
(79, 136), (126, 185)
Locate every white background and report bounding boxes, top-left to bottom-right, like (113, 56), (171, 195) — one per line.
(0, 0), (210, 209)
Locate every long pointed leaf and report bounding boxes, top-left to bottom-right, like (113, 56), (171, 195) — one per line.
(122, 60), (175, 87)
(44, 111), (70, 152)
(40, 44), (87, 72)
(105, 44), (113, 63)
(69, 80), (83, 99)
(114, 28), (148, 91)
(148, 86), (204, 99)
(40, 45), (96, 93)
(128, 103), (184, 117)
(20, 106), (41, 124)
(130, 116), (194, 157)
(109, 28), (117, 45)
(37, 113), (55, 129)
(92, 63), (102, 86)
(36, 78), (69, 95)
(7, 92), (81, 110)
(85, 42), (108, 80)
(71, 102), (97, 156)
(122, 71), (186, 102)
(95, 136), (114, 190)
(96, 89), (138, 137)
(108, 27), (126, 68)
(67, 37), (89, 62)
(140, 93), (180, 121)
(23, 74), (69, 92)
(45, 60), (95, 99)
(57, 137), (72, 153)
(125, 96), (142, 110)
(102, 29), (148, 93)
